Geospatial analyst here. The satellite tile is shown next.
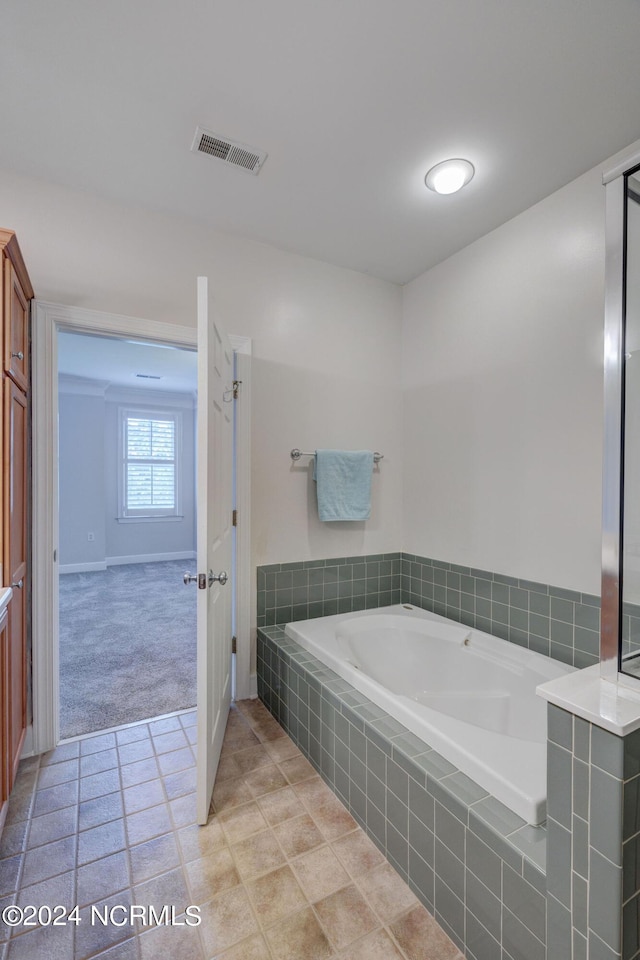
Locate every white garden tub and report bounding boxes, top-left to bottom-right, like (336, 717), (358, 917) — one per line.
(285, 604), (574, 824)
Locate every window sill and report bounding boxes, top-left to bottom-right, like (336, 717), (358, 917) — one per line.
(116, 515), (185, 524)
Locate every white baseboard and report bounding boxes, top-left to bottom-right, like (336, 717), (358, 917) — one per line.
(59, 561), (107, 574)
(20, 725), (35, 759)
(249, 673), (258, 699)
(106, 551), (196, 566)
(59, 552), (196, 574)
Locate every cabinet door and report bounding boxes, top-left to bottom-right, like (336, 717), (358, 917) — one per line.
(3, 380), (27, 789)
(3, 258), (29, 393)
(0, 609), (8, 807)
(5, 590), (26, 791)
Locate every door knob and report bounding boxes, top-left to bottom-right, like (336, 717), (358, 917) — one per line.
(209, 571), (228, 586)
(11, 579), (23, 589)
(11, 351), (24, 361)
(184, 570), (228, 587)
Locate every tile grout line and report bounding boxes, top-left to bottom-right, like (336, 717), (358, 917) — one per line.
(219, 711), (313, 958)
(2, 701), (464, 960)
(115, 719), (138, 960)
(215, 711), (295, 958)
(232, 707), (377, 958)
(155, 712), (208, 960)
(4, 764), (36, 946)
(239, 711), (399, 960)
(231, 702), (460, 960)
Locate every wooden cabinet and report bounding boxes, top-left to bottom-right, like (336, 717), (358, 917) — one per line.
(0, 608), (8, 809)
(4, 258), (29, 392)
(0, 230), (33, 833)
(4, 381), (28, 793)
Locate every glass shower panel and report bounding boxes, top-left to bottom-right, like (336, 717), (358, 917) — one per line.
(621, 170), (640, 677)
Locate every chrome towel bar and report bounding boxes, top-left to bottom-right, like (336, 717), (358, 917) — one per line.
(290, 448), (383, 462)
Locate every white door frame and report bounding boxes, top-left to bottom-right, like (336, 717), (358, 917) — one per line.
(30, 300), (252, 755)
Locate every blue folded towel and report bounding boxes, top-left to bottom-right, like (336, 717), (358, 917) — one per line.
(313, 449), (374, 521)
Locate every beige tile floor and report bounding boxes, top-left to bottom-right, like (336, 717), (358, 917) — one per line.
(0, 700), (463, 960)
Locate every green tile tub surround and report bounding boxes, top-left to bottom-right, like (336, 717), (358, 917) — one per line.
(400, 554), (605, 672)
(258, 623), (547, 960)
(256, 553), (402, 628)
(546, 704), (640, 960)
(256, 551), (615, 669)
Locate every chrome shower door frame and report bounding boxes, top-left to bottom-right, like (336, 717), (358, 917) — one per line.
(601, 143), (640, 681)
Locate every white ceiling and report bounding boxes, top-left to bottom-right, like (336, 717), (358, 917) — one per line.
(3, 1), (640, 284)
(58, 332), (197, 393)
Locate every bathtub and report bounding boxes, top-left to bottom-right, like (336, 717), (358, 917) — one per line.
(285, 604), (574, 824)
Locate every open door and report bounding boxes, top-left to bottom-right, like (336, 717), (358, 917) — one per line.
(195, 277), (234, 824)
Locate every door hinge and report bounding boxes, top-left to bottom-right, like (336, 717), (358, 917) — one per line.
(232, 509), (238, 527)
(232, 636), (237, 654)
(233, 379), (242, 399)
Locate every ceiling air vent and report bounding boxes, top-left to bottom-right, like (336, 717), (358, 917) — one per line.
(191, 126), (267, 175)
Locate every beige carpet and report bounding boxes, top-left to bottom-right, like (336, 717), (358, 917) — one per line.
(58, 560), (196, 738)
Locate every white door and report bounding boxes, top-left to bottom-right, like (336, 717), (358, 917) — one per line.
(195, 276), (234, 824)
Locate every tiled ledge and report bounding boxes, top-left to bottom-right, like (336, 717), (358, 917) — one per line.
(258, 624), (548, 960)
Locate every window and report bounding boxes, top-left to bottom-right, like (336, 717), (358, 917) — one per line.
(119, 409), (182, 519)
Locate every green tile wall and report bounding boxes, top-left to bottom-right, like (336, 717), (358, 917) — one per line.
(622, 603), (640, 664)
(401, 554), (602, 671)
(256, 553), (401, 627)
(257, 551), (604, 670)
(546, 704), (640, 960)
(257, 556), (640, 959)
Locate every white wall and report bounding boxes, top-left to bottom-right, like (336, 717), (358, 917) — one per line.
(58, 378), (197, 568)
(58, 388), (106, 568)
(104, 388), (197, 563)
(0, 168), (403, 571)
(8, 152), (611, 602)
(402, 165), (605, 595)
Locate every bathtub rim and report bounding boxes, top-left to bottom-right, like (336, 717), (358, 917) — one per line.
(283, 603), (573, 825)
(258, 620), (550, 958)
(257, 620), (548, 874)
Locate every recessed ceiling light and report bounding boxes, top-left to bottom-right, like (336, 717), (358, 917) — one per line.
(425, 159), (475, 195)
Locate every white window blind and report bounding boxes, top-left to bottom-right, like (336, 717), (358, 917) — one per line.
(120, 411), (181, 518)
